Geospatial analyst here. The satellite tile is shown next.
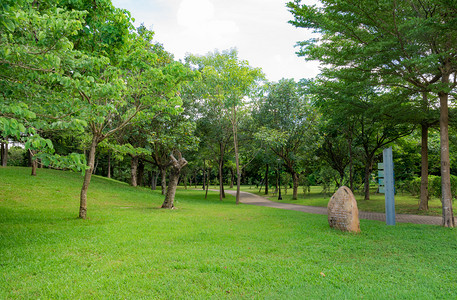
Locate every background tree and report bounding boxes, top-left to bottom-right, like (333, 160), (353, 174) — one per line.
(187, 49), (264, 204)
(254, 79), (319, 200)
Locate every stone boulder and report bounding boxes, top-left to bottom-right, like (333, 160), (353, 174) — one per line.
(327, 186), (360, 233)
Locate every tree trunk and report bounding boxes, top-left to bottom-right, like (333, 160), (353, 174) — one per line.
(205, 167), (210, 199)
(202, 163), (206, 190)
(29, 150), (37, 176)
(218, 156), (224, 201)
(229, 168), (234, 188)
(292, 171), (299, 200)
(107, 151), (111, 178)
(1, 142), (8, 167)
(79, 135), (98, 219)
(438, 75), (455, 227)
(151, 172), (157, 190)
(419, 122), (429, 211)
(347, 136), (354, 191)
(161, 152), (188, 209)
(130, 155), (138, 187)
(137, 160), (145, 186)
(231, 107), (241, 205)
(160, 166), (167, 195)
(363, 161), (373, 200)
(265, 164), (269, 195)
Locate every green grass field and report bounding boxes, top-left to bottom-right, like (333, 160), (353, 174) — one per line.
(1, 167), (457, 299)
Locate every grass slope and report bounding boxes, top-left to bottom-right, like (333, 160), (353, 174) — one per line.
(1, 167), (457, 299)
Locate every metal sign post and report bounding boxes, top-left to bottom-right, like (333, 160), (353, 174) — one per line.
(383, 147), (395, 225)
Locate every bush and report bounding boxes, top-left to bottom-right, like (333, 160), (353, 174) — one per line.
(7, 146), (28, 167)
(429, 175), (457, 199)
(400, 175), (457, 199)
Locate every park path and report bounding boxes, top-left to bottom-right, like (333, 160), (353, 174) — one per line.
(222, 190), (443, 226)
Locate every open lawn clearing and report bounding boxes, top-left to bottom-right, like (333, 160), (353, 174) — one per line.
(1, 167), (457, 299)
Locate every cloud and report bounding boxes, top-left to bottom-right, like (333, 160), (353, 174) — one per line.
(177, 0), (215, 28)
(112, 0), (320, 81)
(173, 0), (239, 56)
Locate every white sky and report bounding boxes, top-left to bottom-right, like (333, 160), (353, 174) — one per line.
(112, 0), (321, 82)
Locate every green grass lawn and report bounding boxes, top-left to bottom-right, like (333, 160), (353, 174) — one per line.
(2, 167), (457, 299)
(210, 184), (454, 217)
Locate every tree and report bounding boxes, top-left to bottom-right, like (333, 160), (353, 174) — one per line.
(187, 49), (264, 204)
(254, 79), (319, 200)
(1, 1), (90, 175)
(288, 0), (457, 226)
(161, 150), (188, 209)
(311, 78), (414, 200)
(56, 2), (188, 218)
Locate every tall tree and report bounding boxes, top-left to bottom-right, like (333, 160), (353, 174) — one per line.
(254, 79), (319, 200)
(187, 49), (264, 204)
(288, 0), (457, 226)
(58, 2), (188, 218)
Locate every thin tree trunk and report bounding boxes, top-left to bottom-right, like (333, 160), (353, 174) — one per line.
(202, 163), (206, 190)
(29, 150), (37, 176)
(205, 167), (210, 199)
(219, 155), (224, 201)
(229, 168), (234, 188)
(161, 152), (188, 209)
(348, 136), (354, 191)
(292, 172), (299, 200)
(1, 143), (8, 167)
(419, 122), (429, 211)
(151, 172), (157, 190)
(130, 155), (138, 187)
(79, 135), (98, 219)
(265, 164), (269, 195)
(231, 107), (241, 205)
(194, 170), (197, 188)
(438, 76), (454, 227)
(107, 151), (111, 178)
(363, 161), (372, 200)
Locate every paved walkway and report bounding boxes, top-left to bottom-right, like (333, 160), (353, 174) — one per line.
(222, 190), (443, 226)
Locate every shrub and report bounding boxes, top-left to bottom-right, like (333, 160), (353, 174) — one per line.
(7, 146), (28, 167)
(400, 175), (457, 199)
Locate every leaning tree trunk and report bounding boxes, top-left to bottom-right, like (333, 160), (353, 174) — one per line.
(419, 122), (429, 211)
(292, 172), (299, 200)
(438, 77), (454, 227)
(79, 135), (98, 219)
(130, 155), (139, 187)
(161, 152), (188, 209)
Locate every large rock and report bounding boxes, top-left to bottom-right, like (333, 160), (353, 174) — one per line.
(327, 186), (360, 233)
